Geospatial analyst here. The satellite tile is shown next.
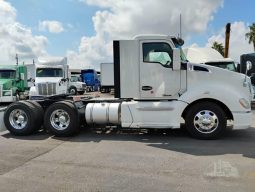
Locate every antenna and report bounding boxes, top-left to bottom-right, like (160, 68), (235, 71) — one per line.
(15, 54), (18, 65)
(179, 14), (182, 38)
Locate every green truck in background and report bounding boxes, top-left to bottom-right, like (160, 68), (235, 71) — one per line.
(0, 64), (30, 102)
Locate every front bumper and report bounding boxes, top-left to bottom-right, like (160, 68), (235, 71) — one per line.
(77, 87), (86, 91)
(232, 111), (252, 130)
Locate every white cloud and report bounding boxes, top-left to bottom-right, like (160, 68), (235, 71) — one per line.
(69, 0), (223, 69)
(0, 0), (48, 64)
(39, 20), (64, 33)
(206, 21), (254, 62)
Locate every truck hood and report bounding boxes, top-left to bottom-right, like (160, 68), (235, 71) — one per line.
(183, 62), (252, 111)
(35, 77), (62, 84)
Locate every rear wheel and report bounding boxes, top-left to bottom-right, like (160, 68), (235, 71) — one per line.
(4, 101), (38, 135)
(185, 102), (227, 139)
(25, 100), (44, 129)
(44, 101), (80, 136)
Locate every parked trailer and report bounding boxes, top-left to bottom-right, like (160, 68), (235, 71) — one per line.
(100, 63), (114, 93)
(3, 35), (252, 139)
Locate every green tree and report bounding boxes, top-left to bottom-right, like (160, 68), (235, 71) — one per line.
(211, 41), (224, 56)
(245, 23), (255, 51)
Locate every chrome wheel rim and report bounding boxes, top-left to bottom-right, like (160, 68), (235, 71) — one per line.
(193, 110), (218, 134)
(50, 109), (70, 130)
(9, 109), (28, 130)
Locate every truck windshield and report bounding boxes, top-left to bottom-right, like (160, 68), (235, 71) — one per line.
(36, 68), (63, 77)
(0, 70), (16, 79)
(205, 62), (236, 72)
(71, 76), (80, 82)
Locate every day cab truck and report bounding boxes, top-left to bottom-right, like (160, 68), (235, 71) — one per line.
(184, 47), (237, 72)
(29, 57), (86, 99)
(70, 75), (86, 95)
(3, 34), (252, 139)
(0, 64), (30, 102)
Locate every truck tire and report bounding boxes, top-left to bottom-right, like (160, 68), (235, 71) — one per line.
(4, 101), (38, 136)
(185, 102), (227, 139)
(25, 100), (44, 129)
(44, 101), (80, 136)
(69, 86), (77, 95)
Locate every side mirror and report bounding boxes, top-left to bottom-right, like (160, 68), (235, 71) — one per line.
(246, 61), (252, 71)
(173, 48), (181, 70)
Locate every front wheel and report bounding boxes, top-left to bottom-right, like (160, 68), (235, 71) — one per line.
(69, 86), (77, 95)
(185, 102), (227, 139)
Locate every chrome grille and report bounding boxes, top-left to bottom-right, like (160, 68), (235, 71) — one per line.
(82, 84), (86, 88)
(37, 83), (57, 96)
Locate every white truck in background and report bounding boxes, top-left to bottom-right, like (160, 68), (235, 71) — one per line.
(4, 34), (252, 140)
(184, 47), (237, 72)
(29, 57), (86, 99)
(69, 75), (86, 95)
(100, 63), (114, 93)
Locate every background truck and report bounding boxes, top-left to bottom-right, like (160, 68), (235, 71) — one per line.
(0, 64), (30, 102)
(184, 47), (237, 72)
(100, 63), (114, 93)
(81, 69), (100, 92)
(69, 75), (86, 95)
(3, 34), (252, 140)
(29, 57), (86, 99)
(239, 53), (255, 100)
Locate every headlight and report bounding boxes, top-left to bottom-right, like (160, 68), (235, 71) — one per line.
(239, 98), (250, 109)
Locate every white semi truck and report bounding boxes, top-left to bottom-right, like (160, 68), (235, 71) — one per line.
(29, 57), (86, 99)
(3, 35), (252, 139)
(184, 47), (237, 72)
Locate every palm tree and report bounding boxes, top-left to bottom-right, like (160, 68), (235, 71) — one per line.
(211, 41), (224, 56)
(245, 23), (255, 51)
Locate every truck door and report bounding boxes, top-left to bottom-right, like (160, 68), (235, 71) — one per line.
(139, 40), (181, 99)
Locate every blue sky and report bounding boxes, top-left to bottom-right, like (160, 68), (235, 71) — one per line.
(1, 0), (255, 68)
(8, 0), (98, 55)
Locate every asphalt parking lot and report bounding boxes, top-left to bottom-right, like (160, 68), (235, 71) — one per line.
(0, 99), (255, 192)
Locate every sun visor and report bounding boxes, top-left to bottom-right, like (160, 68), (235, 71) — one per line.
(38, 57), (67, 65)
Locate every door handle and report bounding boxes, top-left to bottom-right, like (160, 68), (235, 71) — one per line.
(162, 94), (172, 97)
(142, 86), (152, 91)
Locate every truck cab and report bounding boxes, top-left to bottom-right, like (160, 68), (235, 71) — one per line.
(29, 57), (69, 99)
(69, 75), (86, 95)
(81, 69), (100, 92)
(0, 65), (28, 102)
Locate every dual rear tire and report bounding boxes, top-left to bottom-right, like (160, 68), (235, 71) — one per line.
(4, 101), (44, 136)
(4, 100), (79, 137)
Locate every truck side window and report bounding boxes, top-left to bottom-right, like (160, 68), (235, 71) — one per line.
(143, 43), (173, 67)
